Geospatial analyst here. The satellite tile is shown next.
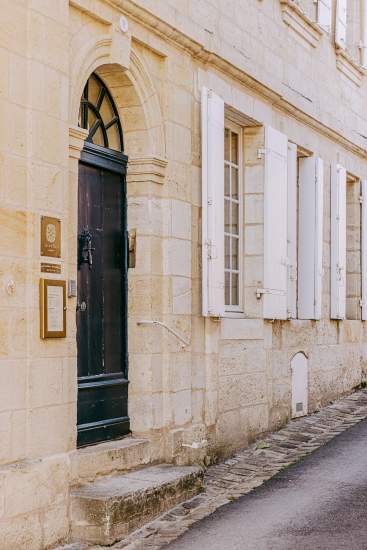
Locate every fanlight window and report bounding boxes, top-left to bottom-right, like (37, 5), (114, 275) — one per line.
(79, 73), (123, 152)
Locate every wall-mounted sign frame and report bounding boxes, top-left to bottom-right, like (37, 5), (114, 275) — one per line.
(40, 216), (61, 258)
(40, 278), (66, 338)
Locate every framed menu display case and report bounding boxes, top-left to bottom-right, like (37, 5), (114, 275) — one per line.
(39, 279), (66, 338)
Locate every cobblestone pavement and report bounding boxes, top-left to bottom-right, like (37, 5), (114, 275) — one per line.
(60, 388), (367, 550)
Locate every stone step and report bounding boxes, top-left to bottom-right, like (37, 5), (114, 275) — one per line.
(71, 464), (204, 545)
(70, 437), (151, 484)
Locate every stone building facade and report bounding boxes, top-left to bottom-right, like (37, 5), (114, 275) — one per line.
(1, 0), (367, 547)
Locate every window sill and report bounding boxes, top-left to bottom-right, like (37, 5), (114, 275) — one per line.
(335, 47), (366, 87)
(280, 0), (323, 48)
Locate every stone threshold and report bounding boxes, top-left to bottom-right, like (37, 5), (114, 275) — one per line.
(57, 388), (367, 549)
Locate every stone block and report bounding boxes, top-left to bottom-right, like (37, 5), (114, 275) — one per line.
(172, 389), (192, 426)
(0, 511), (42, 550)
(70, 438), (151, 484)
(221, 318), (264, 340)
(71, 465), (203, 545)
(2, 455), (69, 518)
(338, 320), (363, 343)
(171, 199), (191, 240)
(172, 276), (192, 314)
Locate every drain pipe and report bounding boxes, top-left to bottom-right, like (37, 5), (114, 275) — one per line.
(361, 0), (367, 67)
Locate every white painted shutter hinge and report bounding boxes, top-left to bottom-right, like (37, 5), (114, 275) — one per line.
(360, 299), (365, 308)
(360, 195), (364, 204)
(206, 241), (217, 260)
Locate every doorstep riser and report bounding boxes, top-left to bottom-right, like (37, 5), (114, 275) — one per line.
(71, 468), (203, 545)
(70, 438), (151, 484)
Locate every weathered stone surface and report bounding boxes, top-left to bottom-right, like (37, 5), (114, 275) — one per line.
(70, 438), (151, 484)
(70, 465), (203, 545)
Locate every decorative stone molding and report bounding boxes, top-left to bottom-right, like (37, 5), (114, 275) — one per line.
(107, 0), (367, 159)
(336, 48), (366, 87)
(127, 156), (168, 185)
(69, 126), (88, 160)
(279, 0), (323, 48)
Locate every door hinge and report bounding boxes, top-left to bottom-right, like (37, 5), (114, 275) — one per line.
(360, 195), (364, 204)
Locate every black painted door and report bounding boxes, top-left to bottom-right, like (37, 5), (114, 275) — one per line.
(77, 144), (129, 446)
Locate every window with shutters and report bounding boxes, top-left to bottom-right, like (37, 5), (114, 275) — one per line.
(295, 152), (324, 320)
(345, 0), (362, 62)
(224, 122), (243, 312)
(346, 174), (362, 320)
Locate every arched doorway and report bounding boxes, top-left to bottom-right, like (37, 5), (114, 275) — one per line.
(76, 73), (129, 446)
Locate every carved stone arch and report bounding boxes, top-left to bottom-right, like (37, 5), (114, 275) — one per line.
(69, 33), (166, 170)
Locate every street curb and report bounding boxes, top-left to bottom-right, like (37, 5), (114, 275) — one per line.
(113, 388), (367, 549)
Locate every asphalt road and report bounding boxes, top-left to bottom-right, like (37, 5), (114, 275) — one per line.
(167, 417), (367, 550)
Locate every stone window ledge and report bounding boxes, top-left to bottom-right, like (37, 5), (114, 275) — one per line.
(335, 48), (366, 87)
(280, 0), (323, 48)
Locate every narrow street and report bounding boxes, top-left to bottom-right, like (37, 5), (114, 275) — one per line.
(166, 417), (367, 550)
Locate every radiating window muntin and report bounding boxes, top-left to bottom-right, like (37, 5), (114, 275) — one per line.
(224, 124), (243, 310)
(79, 73), (124, 152)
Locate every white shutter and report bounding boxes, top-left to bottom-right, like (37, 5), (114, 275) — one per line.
(298, 157), (324, 320)
(362, 179), (367, 320)
(263, 126), (288, 320)
(201, 87), (225, 317)
(335, 0), (347, 49)
(331, 164), (347, 319)
(317, 0), (332, 32)
(287, 142), (298, 319)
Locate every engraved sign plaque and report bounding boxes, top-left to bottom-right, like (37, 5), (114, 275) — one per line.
(40, 216), (61, 258)
(41, 262), (61, 274)
(40, 279), (66, 338)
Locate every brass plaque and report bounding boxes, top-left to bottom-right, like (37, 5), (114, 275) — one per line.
(40, 216), (61, 258)
(41, 262), (61, 274)
(40, 278), (66, 338)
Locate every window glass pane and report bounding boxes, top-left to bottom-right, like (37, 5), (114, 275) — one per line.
(224, 128), (230, 161)
(225, 272), (230, 305)
(231, 167), (238, 199)
(231, 131), (238, 164)
(100, 94), (114, 126)
(224, 199), (231, 233)
(87, 108), (97, 131)
(225, 164), (230, 197)
(107, 122), (121, 151)
(231, 273), (238, 305)
(231, 237), (238, 270)
(231, 202), (239, 234)
(92, 125), (104, 147)
(225, 236), (231, 269)
(88, 75), (100, 106)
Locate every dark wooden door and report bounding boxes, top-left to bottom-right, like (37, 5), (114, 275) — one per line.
(77, 143), (129, 447)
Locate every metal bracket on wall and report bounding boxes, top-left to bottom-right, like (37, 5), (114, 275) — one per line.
(256, 288), (286, 299)
(136, 320), (190, 348)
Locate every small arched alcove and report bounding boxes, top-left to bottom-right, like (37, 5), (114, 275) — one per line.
(291, 352), (308, 418)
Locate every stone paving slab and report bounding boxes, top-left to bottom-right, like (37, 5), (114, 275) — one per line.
(55, 388), (367, 550)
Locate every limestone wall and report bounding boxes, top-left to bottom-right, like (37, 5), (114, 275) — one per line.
(1, 0), (367, 547)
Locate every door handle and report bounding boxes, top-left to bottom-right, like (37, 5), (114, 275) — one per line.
(76, 301), (87, 312)
(79, 229), (95, 269)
